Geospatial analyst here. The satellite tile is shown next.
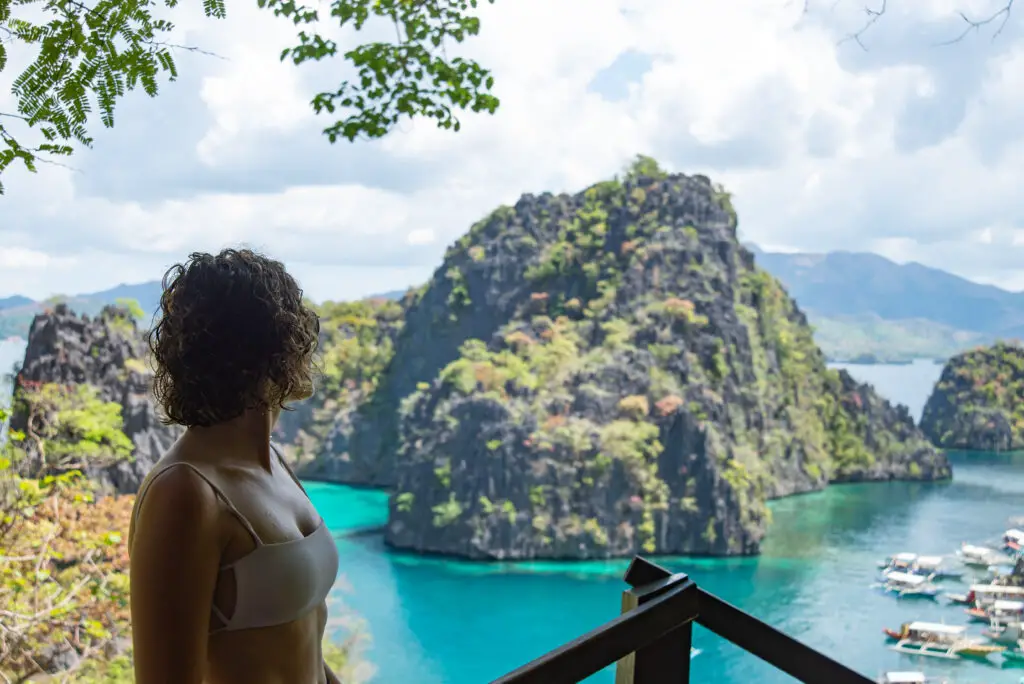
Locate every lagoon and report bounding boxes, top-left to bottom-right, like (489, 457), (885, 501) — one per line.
(313, 449), (1024, 683)
(309, 361), (1024, 683)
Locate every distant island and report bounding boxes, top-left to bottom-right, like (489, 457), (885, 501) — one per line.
(6, 248), (1022, 366)
(920, 341), (1024, 452)
(754, 248), (1024, 364)
(0, 282), (163, 340)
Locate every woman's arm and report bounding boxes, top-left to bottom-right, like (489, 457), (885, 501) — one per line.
(129, 466), (224, 684)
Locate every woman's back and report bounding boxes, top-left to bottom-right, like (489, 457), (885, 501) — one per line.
(127, 249), (341, 684)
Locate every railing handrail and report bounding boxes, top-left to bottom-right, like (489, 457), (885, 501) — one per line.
(490, 556), (874, 684)
(491, 573), (699, 683)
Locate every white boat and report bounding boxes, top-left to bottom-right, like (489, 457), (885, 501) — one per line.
(879, 553), (963, 581)
(1005, 529), (1024, 552)
(967, 598), (1024, 623)
(960, 583), (1024, 607)
(887, 621), (1005, 660)
(983, 619), (1024, 645)
(957, 543), (1005, 568)
(876, 673), (951, 684)
(878, 572), (940, 598)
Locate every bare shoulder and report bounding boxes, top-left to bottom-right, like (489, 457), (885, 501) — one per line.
(130, 459), (222, 554)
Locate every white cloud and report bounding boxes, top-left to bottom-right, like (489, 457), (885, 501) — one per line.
(3, 0), (1024, 301)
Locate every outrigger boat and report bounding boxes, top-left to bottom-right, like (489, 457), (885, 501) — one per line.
(1004, 529), (1024, 552)
(879, 553), (964, 581)
(957, 543), (1006, 568)
(966, 598), (1024, 623)
(878, 572), (940, 599)
(876, 673), (950, 684)
(1002, 640), (1024, 663)
(886, 621), (1006, 660)
(945, 583), (1024, 606)
(983, 620), (1024, 646)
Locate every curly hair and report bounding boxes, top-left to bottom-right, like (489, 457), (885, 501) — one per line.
(147, 248), (320, 427)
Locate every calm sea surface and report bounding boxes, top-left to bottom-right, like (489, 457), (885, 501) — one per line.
(6, 339), (1017, 682)
(308, 361), (1024, 684)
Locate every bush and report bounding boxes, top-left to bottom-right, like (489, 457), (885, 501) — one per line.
(0, 403), (133, 682)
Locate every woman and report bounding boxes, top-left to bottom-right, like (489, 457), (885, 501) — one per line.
(128, 248), (341, 684)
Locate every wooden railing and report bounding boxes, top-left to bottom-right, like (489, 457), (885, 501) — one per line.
(491, 556), (874, 684)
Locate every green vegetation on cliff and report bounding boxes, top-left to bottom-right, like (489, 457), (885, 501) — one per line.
(275, 295), (409, 478)
(368, 157), (949, 560)
(0, 392), (134, 682)
(920, 341), (1024, 451)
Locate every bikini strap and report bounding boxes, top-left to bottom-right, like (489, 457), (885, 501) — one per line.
(134, 462), (263, 546)
(271, 443), (309, 501)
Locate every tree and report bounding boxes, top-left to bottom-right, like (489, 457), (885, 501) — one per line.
(0, 396), (133, 683)
(0, 0), (501, 193)
(803, 0), (1017, 49)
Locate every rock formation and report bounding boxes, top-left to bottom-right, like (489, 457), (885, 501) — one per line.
(8, 303), (180, 493)
(367, 158), (950, 559)
(920, 341), (1024, 451)
(275, 295), (410, 480)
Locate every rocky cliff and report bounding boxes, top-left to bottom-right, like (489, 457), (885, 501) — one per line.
(920, 342), (1024, 451)
(274, 295), (409, 479)
(371, 158), (950, 559)
(8, 303), (181, 493)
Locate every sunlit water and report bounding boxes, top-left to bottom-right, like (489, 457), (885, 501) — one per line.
(312, 453), (1024, 684)
(307, 362), (1024, 684)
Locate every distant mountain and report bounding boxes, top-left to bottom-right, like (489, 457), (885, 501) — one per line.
(3, 250), (1017, 362)
(749, 246), (1024, 362)
(0, 281), (162, 340)
(369, 289), (410, 301)
(0, 295), (34, 312)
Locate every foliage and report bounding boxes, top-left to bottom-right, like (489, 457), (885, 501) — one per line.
(14, 382), (134, 473)
(0, 0), (499, 193)
(316, 298), (405, 398)
(277, 295), (408, 464)
(921, 341), (1024, 450)
(0, 403), (133, 682)
(113, 298), (144, 322)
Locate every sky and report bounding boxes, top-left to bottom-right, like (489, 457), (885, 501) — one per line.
(2, 0), (1024, 302)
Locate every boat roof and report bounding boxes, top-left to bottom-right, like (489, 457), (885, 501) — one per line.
(963, 543), (996, 553)
(970, 584), (1024, 594)
(887, 572), (927, 585)
(994, 599), (1024, 610)
(882, 674), (925, 684)
(915, 555), (944, 567)
(907, 621), (965, 634)
(893, 552), (917, 562)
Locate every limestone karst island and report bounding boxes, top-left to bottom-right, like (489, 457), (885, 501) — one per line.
(5, 3), (1024, 682)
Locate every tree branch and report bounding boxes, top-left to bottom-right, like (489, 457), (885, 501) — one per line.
(837, 0), (887, 51)
(937, 0), (1015, 45)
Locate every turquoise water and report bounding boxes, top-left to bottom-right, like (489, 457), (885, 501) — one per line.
(308, 450), (1024, 684)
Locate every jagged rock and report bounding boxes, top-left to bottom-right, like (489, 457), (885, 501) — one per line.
(8, 303), (181, 493)
(920, 342), (1024, 451)
(369, 160), (950, 559)
(273, 296), (409, 480)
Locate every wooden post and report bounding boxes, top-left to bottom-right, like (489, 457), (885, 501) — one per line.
(614, 589), (640, 684)
(615, 561), (695, 684)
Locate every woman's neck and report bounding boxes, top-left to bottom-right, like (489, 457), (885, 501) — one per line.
(184, 406), (280, 471)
